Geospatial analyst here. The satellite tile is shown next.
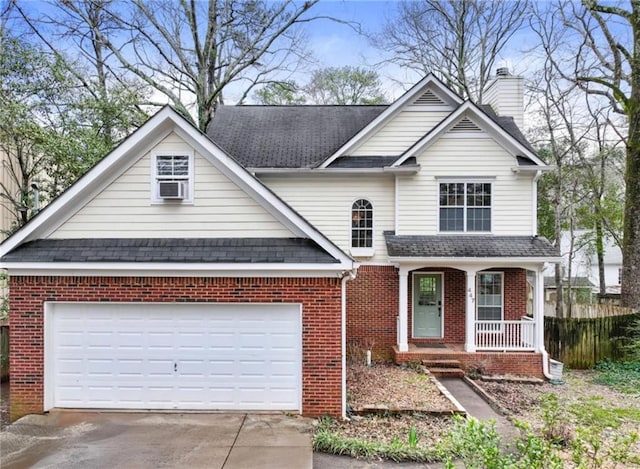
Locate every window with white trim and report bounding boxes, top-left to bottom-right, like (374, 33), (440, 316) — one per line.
(152, 154), (193, 203)
(439, 182), (491, 232)
(477, 272), (503, 326)
(351, 199), (374, 255)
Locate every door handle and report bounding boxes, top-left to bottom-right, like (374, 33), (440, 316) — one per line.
(174, 362), (177, 372)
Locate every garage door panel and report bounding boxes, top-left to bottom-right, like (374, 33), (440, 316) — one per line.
(49, 303), (302, 411)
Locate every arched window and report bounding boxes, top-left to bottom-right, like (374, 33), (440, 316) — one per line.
(351, 199), (373, 249)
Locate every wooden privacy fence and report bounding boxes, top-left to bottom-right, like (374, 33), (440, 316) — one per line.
(544, 302), (635, 318)
(0, 319), (7, 382)
(545, 312), (640, 369)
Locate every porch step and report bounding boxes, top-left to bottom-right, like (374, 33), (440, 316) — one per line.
(423, 359), (465, 378)
(422, 359), (462, 369)
(427, 367), (465, 378)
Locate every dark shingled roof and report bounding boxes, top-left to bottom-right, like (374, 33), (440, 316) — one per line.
(328, 156), (405, 168)
(384, 233), (559, 258)
(1, 238), (339, 264)
(208, 105), (386, 168)
(207, 104), (539, 169)
(480, 104), (537, 156)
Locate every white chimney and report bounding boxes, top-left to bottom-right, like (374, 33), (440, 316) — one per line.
(482, 68), (524, 128)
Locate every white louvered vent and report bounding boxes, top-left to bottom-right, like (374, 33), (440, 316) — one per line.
(450, 117), (482, 132)
(413, 89), (445, 106)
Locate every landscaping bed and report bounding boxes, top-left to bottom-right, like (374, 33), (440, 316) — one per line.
(314, 363), (640, 466)
(347, 363), (458, 413)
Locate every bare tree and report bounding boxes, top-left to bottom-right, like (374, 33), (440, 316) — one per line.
(20, 0), (323, 131)
(304, 66), (387, 105)
(538, 0), (640, 308)
(374, 0), (528, 102)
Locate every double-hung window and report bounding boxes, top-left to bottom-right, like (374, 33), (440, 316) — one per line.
(152, 153), (193, 203)
(439, 182), (491, 232)
(476, 272), (503, 331)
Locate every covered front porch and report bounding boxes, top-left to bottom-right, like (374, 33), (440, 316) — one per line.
(395, 263), (545, 354)
(384, 234), (560, 376)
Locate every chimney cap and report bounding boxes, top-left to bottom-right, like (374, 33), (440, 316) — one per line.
(496, 67), (511, 77)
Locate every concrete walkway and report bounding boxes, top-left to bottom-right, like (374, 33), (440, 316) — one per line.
(0, 411), (312, 469)
(438, 378), (518, 441)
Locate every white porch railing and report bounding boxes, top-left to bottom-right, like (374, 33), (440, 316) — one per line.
(475, 319), (536, 351)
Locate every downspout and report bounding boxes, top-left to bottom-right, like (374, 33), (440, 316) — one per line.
(341, 268), (357, 419)
(536, 264), (553, 380)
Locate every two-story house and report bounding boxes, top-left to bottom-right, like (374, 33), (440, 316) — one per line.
(0, 71), (560, 421)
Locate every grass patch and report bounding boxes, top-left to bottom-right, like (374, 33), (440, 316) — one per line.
(312, 416), (446, 462)
(593, 361), (640, 394)
(569, 397), (640, 429)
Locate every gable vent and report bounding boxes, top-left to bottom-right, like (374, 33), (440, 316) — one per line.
(413, 89), (445, 106)
(450, 117), (482, 132)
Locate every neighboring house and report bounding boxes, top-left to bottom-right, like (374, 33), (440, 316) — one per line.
(544, 230), (623, 296)
(0, 149), (20, 241)
(0, 71), (560, 421)
(543, 276), (596, 304)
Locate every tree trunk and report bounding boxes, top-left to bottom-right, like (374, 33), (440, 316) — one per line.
(621, 5), (640, 308)
(595, 219), (606, 296)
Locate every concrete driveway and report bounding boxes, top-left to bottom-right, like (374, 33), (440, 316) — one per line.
(0, 411), (312, 469)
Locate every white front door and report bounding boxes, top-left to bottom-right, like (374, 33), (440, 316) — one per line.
(47, 302), (302, 411)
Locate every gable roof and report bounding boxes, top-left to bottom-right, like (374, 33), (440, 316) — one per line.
(207, 75), (543, 171)
(208, 105), (386, 168)
(392, 101), (550, 168)
(318, 74), (463, 168)
(0, 106), (353, 270)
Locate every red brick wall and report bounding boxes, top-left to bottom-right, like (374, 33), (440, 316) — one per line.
(503, 268), (528, 320)
(346, 267), (530, 357)
(9, 276), (343, 421)
(394, 349), (544, 378)
(346, 265), (398, 361)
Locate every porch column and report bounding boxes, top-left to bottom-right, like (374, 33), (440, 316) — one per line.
(398, 266), (409, 352)
(534, 267), (545, 352)
(464, 269), (478, 352)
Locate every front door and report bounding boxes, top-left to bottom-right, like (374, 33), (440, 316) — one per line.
(413, 273), (443, 337)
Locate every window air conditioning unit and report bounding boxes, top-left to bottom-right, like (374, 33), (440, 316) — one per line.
(158, 181), (184, 199)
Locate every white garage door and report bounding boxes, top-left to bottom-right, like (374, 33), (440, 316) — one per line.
(46, 303), (301, 411)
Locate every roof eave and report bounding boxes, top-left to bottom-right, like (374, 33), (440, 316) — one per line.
(0, 261), (352, 277)
(252, 166), (421, 176)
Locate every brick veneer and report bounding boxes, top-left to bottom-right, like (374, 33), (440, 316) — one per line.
(9, 276), (343, 421)
(346, 265), (398, 360)
(347, 266), (539, 376)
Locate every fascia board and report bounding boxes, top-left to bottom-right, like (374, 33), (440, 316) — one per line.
(392, 102), (545, 167)
(318, 74), (463, 169)
(1, 262), (352, 278)
(169, 120), (353, 266)
(0, 108), (177, 257)
(387, 256), (563, 265)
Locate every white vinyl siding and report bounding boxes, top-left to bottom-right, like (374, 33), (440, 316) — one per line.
(351, 111), (450, 156)
(262, 176), (394, 262)
(50, 133), (294, 238)
(397, 136), (534, 235)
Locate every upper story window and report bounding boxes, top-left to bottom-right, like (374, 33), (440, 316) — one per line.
(439, 182), (491, 232)
(152, 153), (193, 203)
(351, 199), (374, 257)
